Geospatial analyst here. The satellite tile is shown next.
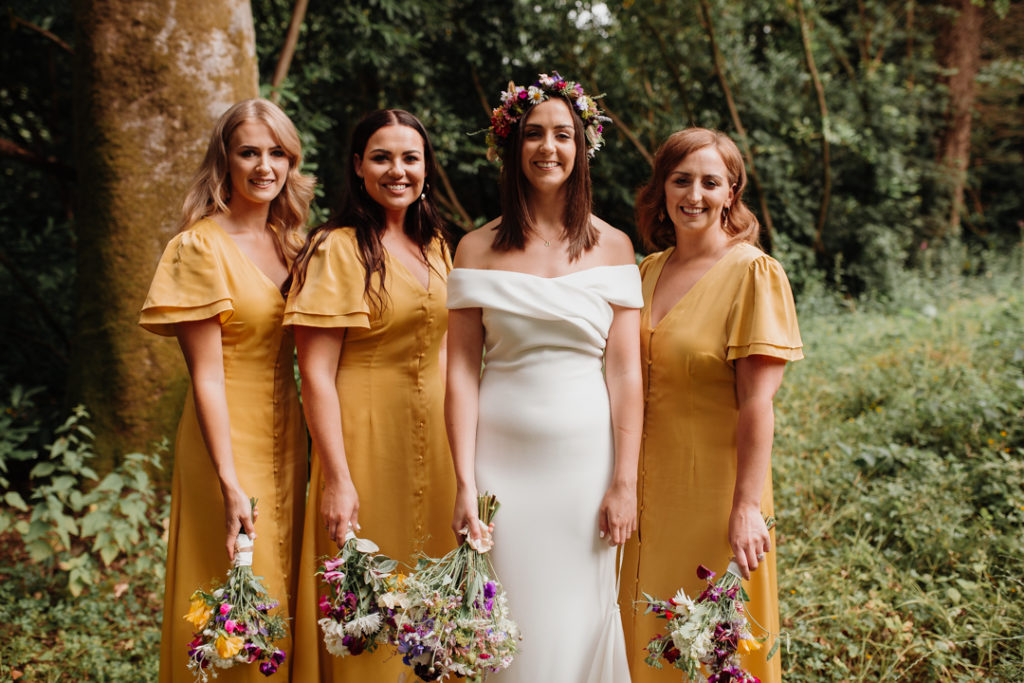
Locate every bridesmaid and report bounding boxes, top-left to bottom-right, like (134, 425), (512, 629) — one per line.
(619, 128), (803, 682)
(139, 98), (314, 681)
(285, 109), (456, 682)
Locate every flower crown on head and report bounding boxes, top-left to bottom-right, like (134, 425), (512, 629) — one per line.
(485, 71), (610, 163)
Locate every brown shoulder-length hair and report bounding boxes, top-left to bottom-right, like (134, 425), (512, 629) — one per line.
(289, 109), (448, 313)
(636, 128), (759, 251)
(494, 94), (598, 261)
(178, 98), (315, 265)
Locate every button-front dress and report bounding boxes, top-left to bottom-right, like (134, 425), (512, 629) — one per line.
(140, 218), (306, 682)
(285, 227), (456, 682)
(619, 243), (803, 683)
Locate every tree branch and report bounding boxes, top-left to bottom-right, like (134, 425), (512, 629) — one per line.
(269, 0), (309, 103)
(9, 12), (73, 54)
(0, 137), (74, 177)
(697, 0), (775, 249)
(434, 161), (473, 232)
(637, 10), (696, 127)
(585, 72), (653, 167)
(470, 65), (493, 119)
(796, 0), (832, 255)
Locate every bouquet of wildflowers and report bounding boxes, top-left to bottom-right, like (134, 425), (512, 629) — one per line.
(389, 493), (519, 681)
(641, 519), (778, 683)
(316, 529), (399, 657)
(184, 499), (287, 681)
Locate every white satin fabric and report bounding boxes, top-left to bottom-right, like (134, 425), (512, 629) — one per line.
(447, 265), (640, 683)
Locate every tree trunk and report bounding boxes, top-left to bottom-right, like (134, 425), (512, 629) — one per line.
(70, 0), (259, 471)
(937, 0), (982, 238)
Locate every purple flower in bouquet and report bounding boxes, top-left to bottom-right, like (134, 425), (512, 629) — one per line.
(640, 517), (779, 683)
(391, 493), (519, 681)
(316, 531), (398, 658)
(183, 498), (288, 682)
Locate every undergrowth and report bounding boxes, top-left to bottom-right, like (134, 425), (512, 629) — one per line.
(774, 248), (1024, 681)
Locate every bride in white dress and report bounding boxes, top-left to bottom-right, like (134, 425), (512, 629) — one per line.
(446, 73), (642, 682)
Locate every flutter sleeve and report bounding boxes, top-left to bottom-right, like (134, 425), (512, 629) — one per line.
(138, 229), (233, 337)
(283, 229), (371, 329)
(725, 254), (804, 363)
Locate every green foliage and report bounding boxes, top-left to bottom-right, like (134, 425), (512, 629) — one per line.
(773, 251), (1024, 680)
(0, 394), (167, 678)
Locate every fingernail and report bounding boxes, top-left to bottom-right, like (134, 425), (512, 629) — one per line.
(599, 531), (605, 538)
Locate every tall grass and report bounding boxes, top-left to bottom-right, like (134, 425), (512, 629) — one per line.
(774, 246), (1024, 681)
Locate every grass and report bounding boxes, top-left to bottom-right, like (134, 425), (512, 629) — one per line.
(774, 251), (1024, 681)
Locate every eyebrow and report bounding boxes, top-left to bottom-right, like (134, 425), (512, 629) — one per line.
(670, 171), (725, 182)
(367, 148), (422, 155)
(524, 123), (574, 130)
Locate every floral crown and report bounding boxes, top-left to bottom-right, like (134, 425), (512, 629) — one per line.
(485, 72), (610, 163)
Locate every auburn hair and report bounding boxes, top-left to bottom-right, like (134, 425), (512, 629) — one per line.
(636, 128), (759, 251)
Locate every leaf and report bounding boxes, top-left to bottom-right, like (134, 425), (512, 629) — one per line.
(4, 491), (28, 511)
(30, 461), (56, 478)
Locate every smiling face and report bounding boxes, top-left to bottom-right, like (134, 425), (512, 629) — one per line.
(354, 124), (426, 222)
(663, 145), (735, 235)
(226, 120), (291, 208)
(519, 98), (576, 195)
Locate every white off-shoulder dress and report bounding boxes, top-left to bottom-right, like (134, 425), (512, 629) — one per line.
(447, 265), (642, 683)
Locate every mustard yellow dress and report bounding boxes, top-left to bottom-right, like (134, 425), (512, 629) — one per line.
(139, 218), (306, 682)
(284, 227), (456, 682)
(619, 243), (803, 683)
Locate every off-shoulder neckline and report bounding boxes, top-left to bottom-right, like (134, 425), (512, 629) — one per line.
(450, 263), (638, 280)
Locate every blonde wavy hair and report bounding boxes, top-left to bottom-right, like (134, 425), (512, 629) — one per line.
(178, 98), (315, 261)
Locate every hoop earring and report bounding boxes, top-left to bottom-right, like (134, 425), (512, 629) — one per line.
(721, 205), (730, 226)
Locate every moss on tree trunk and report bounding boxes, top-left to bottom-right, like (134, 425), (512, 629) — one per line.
(70, 0), (259, 474)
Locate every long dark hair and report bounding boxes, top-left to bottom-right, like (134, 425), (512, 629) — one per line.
(493, 94), (598, 261)
(636, 128), (759, 251)
(290, 109), (447, 312)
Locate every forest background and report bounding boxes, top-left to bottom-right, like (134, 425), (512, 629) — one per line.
(0, 0), (1022, 680)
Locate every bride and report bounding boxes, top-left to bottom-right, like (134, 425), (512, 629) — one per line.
(445, 73), (642, 682)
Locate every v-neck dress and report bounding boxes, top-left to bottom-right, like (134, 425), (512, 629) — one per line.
(140, 218), (306, 682)
(619, 243), (803, 683)
(284, 227), (456, 682)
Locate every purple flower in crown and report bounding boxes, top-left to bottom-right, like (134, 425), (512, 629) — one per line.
(484, 71), (610, 162)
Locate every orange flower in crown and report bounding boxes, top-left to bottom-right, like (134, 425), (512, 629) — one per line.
(484, 71), (610, 162)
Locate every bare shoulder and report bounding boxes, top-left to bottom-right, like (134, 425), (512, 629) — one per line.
(590, 214), (636, 265)
(453, 218), (500, 268)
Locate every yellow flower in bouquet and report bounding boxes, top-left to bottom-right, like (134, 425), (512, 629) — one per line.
(737, 637), (761, 655)
(215, 633), (245, 659)
(185, 597), (213, 630)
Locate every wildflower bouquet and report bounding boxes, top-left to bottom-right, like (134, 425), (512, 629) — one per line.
(641, 520), (778, 683)
(184, 499), (287, 681)
(390, 493), (519, 681)
(317, 529), (399, 657)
